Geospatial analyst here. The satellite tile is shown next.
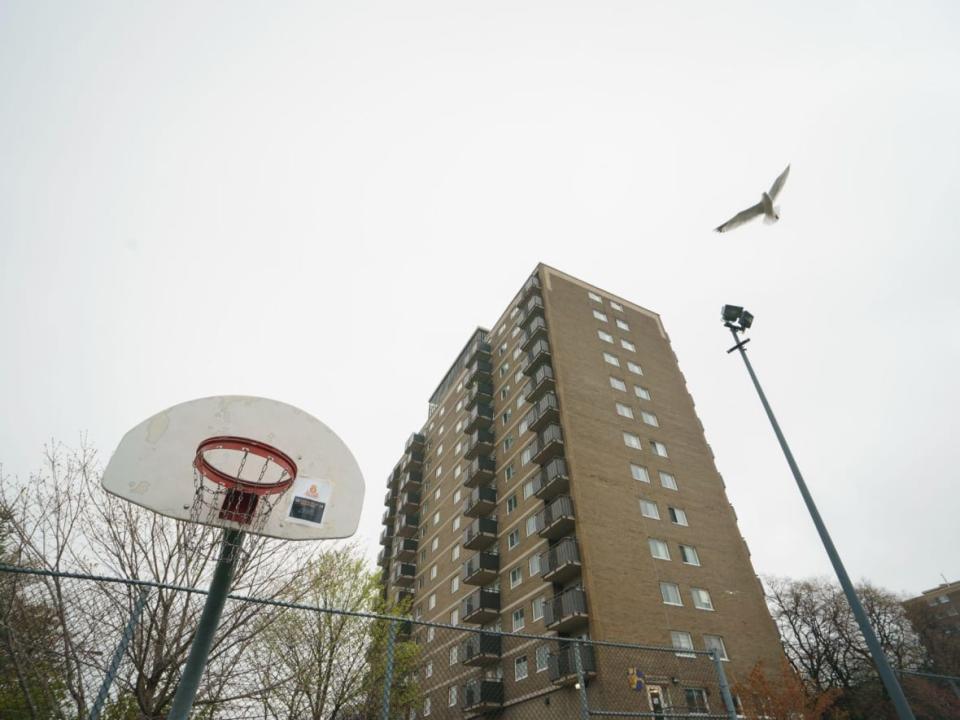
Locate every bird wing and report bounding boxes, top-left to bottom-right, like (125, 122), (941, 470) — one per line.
(768, 164), (790, 201)
(714, 202), (765, 233)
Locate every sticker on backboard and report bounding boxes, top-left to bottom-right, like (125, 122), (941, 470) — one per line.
(286, 477), (331, 527)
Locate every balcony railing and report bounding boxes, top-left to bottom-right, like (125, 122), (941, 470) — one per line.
(533, 423), (564, 465)
(463, 517), (497, 550)
(460, 632), (502, 666)
(548, 643), (596, 686)
(544, 588), (588, 632)
(540, 537), (581, 583)
(398, 471), (422, 494)
(382, 506), (395, 525)
(391, 562), (416, 587)
(536, 495), (575, 540)
(393, 537), (418, 562)
(465, 382), (494, 410)
(464, 429), (494, 460)
(384, 487), (396, 506)
(379, 527), (394, 546)
(461, 587), (500, 624)
(398, 490), (421, 515)
(525, 364), (555, 403)
(463, 485), (497, 517)
(524, 338), (551, 373)
(462, 679), (503, 713)
(463, 404), (494, 434)
(522, 294), (545, 324)
(528, 392), (560, 432)
(405, 432), (426, 453)
(465, 339), (492, 366)
(465, 359), (493, 387)
(463, 551), (499, 586)
(520, 274), (541, 302)
(377, 547), (390, 567)
(463, 456), (495, 488)
(521, 317), (548, 353)
(535, 457), (569, 501)
(394, 513), (419, 538)
(401, 449), (424, 471)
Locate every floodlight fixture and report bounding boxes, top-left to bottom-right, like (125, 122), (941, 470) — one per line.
(739, 310), (754, 329)
(721, 305), (743, 323)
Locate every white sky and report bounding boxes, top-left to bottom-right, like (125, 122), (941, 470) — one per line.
(2, 1), (958, 597)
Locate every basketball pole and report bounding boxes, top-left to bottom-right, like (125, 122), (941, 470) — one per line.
(166, 528), (245, 720)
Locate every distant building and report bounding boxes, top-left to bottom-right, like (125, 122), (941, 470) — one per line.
(378, 264), (784, 716)
(904, 580), (960, 674)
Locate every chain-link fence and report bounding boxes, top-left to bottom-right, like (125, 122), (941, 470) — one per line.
(3, 564), (958, 720)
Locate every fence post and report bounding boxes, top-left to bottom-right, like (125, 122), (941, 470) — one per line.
(572, 641), (590, 720)
(709, 649), (738, 720)
(380, 620), (398, 720)
(88, 586), (150, 720)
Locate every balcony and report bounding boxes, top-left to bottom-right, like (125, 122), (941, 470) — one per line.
(460, 632), (502, 666)
(465, 382), (494, 410)
(464, 404), (494, 434)
(395, 620), (413, 640)
(398, 471), (422, 494)
(540, 537), (582, 584)
(388, 466), (401, 490)
(522, 294), (545, 325)
(521, 317), (548, 353)
(401, 449), (424, 472)
(463, 517), (497, 550)
(382, 506), (395, 525)
(461, 587), (500, 624)
(463, 551), (499, 586)
(465, 339), (492, 366)
(394, 589), (414, 608)
(394, 513), (419, 538)
(393, 537), (418, 562)
(549, 643), (597, 686)
(398, 490), (421, 515)
(464, 429), (494, 460)
(462, 679), (503, 714)
(524, 364), (555, 403)
(544, 588), (588, 632)
(392, 562), (416, 587)
(535, 457), (569, 501)
(536, 495), (575, 540)
(533, 424), (564, 465)
(377, 547), (390, 567)
(463, 485), (497, 517)
(465, 359), (493, 387)
(405, 432), (426, 453)
(520, 274), (541, 302)
(528, 393), (560, 433)
(384, 487), (397, 506)
(463, 456), (495, 488)
(524, 338), (552, 373)
(379, 527), (394, 546)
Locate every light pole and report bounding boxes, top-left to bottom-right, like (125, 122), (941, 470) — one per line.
(721, 305), (916, 720)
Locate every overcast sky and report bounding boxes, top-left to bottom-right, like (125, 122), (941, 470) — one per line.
(2, 1), (958, 597)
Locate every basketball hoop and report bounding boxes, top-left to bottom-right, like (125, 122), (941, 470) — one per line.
(191, 436), (297, 529)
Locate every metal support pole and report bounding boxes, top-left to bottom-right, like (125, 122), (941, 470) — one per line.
(727, 325), (916, 720)
(380, 620), (398, 720)
(88, 587), (150, 720)
(166, 528), (244, 720)
(709, 649), (738, 720)
(572, 641), (590, 720)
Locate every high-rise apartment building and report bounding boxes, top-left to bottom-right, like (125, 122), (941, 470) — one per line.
(378, 264), (783, 716)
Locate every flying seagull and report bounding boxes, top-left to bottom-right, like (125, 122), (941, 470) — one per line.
(714, 164), (791, 233)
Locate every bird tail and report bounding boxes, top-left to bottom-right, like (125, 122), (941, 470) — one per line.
(763, 207), (781, 224)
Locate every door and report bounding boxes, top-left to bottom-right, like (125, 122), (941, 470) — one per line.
(647, 685), (665, 719)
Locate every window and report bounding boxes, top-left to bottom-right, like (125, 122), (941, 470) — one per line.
(507, 494), (518, 513)
(432, 511), (440, 526)
(424, 697), (431, 716)
(450, 609), (459, 625)
(609, 377), (627, 391)
(435, 466), (442, 478)
(454, 464), (462, 478)
(448, 686), (457, 707)
(685, 688), (710, 714)
(425, 662), (433, 678)
(512, 326), (520, 337)
(621, 339), (636, 352)
(671, 630), (695, 657)
(593, 310), (608, 322)
(523, 480), (537, 499)
(631, 464), (651, 483)
(451, 576), (460, 593)
(517, 395), (525, 408)
(513, 346), (522, 359)
(616, 402), (634, 419)
(635, 385), (651, 400)
(420, 549), (427, 563)
(525, 515), (538, 536)
(603, 352), (620, 367)
(680, 545), (701, 566)
(703, 634), (728, 660)
(529, 554), (541, 576)
(610, 300), (623, 311)
(503, 436), (514, 452)
(598, 330), (614, 343)
(499, 364), (509, 378)
(588, 291), (602, 302)
(521, 443), (535, 465)
(451, 545), (460, 561)
(532, 596), (545, 620)
(515, 655), (528, 680)
(660, 582), (683, 606)
(649, 538), (671, 560)
(505, 465), (515, 481)
(454, 441), (462, 455)
(449, 645), (458, 665)
(508, 529), (520, 550)
(427, 626), (435, 642)
(500, 388), (509, 400)
(512, 608), (525, 630)
(652, 441), (669, 458)
(515, 369), (524, 383)
(500, 341), (508, 355)
(692, 588), (714, 610)
(623, 432), (641, 449)
(452, 515), (461, 531)
(428, 593), (437, 610)
(659, 471), (678, 490)
(436, 444), (443, 457)
(510, 567), (523, 588)
(453, 489), (462, 503)
(669, 507), (688, 526)
(502, 410), (512, 425)
(536, 644), (550, 672)
(616, 318), (630, 331)
(430, 565), (438, 580)
(641, 411), (659, 427)
(432, 537), (439, 551)
(640, 499), (660, 519)
(519, 416), (529, 434)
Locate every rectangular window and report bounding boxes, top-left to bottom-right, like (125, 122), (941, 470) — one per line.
(450, 609), (459, 625)
(424, 697), (431, 716)
(669, 507), (688, 526)
(430, 565), (437, 580)
(529, 554), (541, 576)
(635, 385), (651, 400)
(609, 377), (627, 391)
(680, 545), (701, 566)
(503, 436), (514, 452)
(449, 645), (458, 665)
(523, 480), (537, 499)
(631, 464), (650, 483)
(428, 593), (437, 610)
(500, 388), (509, 400)
(510, 567), (523, 588)
(593, 309), (608, 322)
(525, 515), (538, 536)
(512, 608), (525, 631)
(420, 549), (427, 563)
(505, 465), (515, 481)
(508, 529), (520, 550)
(517, 395), (525, 409)
(703, 634), (728, 660)
(435, 466), (443, 478)
(425, 662), (433, 678)
(623, 432), (641, 449)
(685, 688), (710, 714)
(671, 630), (695, 657)
(692, 588), (714, 610)
(603, 352), (620, 367)
(616, 402), (634, 419)
(433, 511), (440, 526)
(598, 330), (614, 343)
(515, 369), (524, 383)
(519, 417), (529, 434)
(521, 443), (535, 465)
(641, 411), (659, 427)
(453, 489), (462, 503)
(451, 576), (460, 593)
(432, 537), (439, 551)
(451, 545), (460, 560)
(507, 494), (518, 513)
(532, 596), (545, 621)
(499, 365), (508, 378)
(616, 318), (630, 331)
(536, 644), (549, 671)
(501, 410), (512, 425)
(649, 538), (671, 560)
(660, 582), (683, 606)
(436, 444), (443, 457)
(610, 300), (623, 311)
(588, 291), (602, 302)
(621, 339), (636, 352)
(448, 686), (457, 707)
(513, 346), (522, 359)
(652, 441), (669, 458)
(427, 627), (435, 642)
(627, 362), (643, 376)
(640, 499), (660, 519)
(454, 464), (462, 478)
(660, 471), (678, 490)
(452, 515), (461, 531)
(515, 655), (528, 680)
